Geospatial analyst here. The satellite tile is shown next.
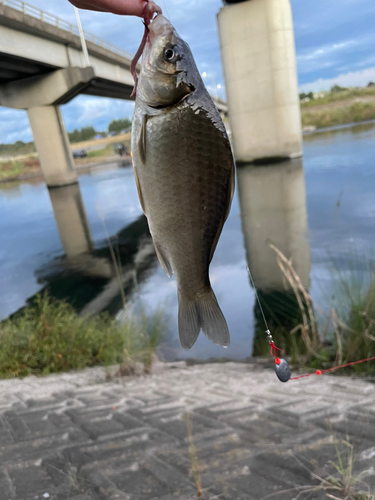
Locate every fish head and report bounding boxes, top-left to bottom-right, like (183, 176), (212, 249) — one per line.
(137, 15), (199, 108)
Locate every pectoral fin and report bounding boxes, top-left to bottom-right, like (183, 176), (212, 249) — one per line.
(138, 114), (148, 164)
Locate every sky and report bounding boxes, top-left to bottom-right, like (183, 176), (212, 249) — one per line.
(1, 0), (375, 143)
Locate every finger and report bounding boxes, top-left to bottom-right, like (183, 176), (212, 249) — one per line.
(143, 1), (162, 26)
(69, 0), (147, 17)
(69, 1), (107, 12)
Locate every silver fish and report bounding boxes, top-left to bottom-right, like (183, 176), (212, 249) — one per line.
(131, 15), (235, 349)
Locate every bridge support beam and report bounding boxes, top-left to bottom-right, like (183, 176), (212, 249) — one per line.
(217, 0), (302, 163)
(28, 105), (78, 187)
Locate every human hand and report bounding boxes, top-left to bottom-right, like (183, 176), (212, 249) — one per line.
(68, 0), (148, 17)
(68, 0), (163, 96)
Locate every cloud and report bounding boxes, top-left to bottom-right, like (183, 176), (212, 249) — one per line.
(1, 0), (375, 143)
(0, 108), (32, 144)
(292, 0), (375, 84)
(61, 95), (135, 132)
(299, 66), (375, 93)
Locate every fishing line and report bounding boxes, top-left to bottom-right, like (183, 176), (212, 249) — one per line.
(246, 266), (374, 383)
(161, 0), (171, 21)
(247, 266), (269, 332)
(247, 266), (290, 382)
(289, 357), (375, 380)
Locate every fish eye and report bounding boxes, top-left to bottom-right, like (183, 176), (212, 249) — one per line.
(164, 47), (176, 62)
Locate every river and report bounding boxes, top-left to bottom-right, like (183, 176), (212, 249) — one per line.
(1, 122), (375, 361)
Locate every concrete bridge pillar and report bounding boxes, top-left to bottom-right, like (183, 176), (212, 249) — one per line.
(0, 66), (94, 187)
(28, 106), (77, 187)
(217, 0), (302, 162)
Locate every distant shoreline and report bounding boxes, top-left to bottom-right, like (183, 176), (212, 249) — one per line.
(0, 133), (132, 184)
(301, 87), (375, 129)
(303, 118), (375, 136)
(0, 156), (132, 185)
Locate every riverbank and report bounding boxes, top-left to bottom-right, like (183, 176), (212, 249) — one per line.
(301, 87), (375, 129)
(0, 155), (131, 184)
(0, 294), (161, 379)
(2, 91), (375, 182)
(0, 133), (131, 183)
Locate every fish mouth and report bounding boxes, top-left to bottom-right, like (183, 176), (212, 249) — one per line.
(142, 14), (176, 73)
(148, 14), (174, 45)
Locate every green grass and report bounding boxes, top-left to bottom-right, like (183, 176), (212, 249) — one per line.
(0, 160), (25, 180)
(301, 86), (375, 108)
(0, 293), (163, 379)
(325, 258), (375, 371)
(256, 246), (375, 375)
(86, 144), (114, 158)
(302, 102), (375, 129)
(300, 86), (375, 128)
(288, 436), (375, 499)
(306, 264), (375, 373)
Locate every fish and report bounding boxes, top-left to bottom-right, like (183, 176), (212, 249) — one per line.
(131, 14), (235, 350)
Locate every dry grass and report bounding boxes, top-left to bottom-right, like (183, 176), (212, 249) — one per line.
(186, 411), (203, 497)
(301, 102), (375, 129)
(268, 245), (375, 373)
(301, 87), (375, 108)
(260, 436), (374, 500)
(270, 244), (322, 358)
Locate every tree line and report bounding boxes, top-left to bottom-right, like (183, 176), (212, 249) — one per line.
(0, 140), (36, 157)
(68, 117), (132, 143)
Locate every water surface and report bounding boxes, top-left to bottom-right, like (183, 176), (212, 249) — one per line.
(1, 122), (375, 360)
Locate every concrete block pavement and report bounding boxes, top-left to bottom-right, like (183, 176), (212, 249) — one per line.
(0, 362), (374, 499)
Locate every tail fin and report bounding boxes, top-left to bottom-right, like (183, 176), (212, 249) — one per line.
(178, 288), (230, 350)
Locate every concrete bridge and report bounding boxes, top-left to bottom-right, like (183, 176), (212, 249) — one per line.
(0, 1), (228, 187)
(0, 0), (301, 186)
(0, 0), (137, 186)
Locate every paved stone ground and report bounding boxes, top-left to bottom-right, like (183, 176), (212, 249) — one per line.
(0, 361), (375, 500)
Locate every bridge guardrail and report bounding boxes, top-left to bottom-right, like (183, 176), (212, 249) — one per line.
(0, 0), (133, 60)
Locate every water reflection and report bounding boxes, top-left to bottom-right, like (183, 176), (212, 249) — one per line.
(237, 158), (310, 291)
(48, 184), (93, 257)
(1, 158), (312, 360)
(1, 122), (375, 360)
(34, 214), (157, 315)
(237, 158), (311, 355)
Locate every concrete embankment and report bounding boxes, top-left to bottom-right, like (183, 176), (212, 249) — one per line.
(0, 361), (374, 499)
